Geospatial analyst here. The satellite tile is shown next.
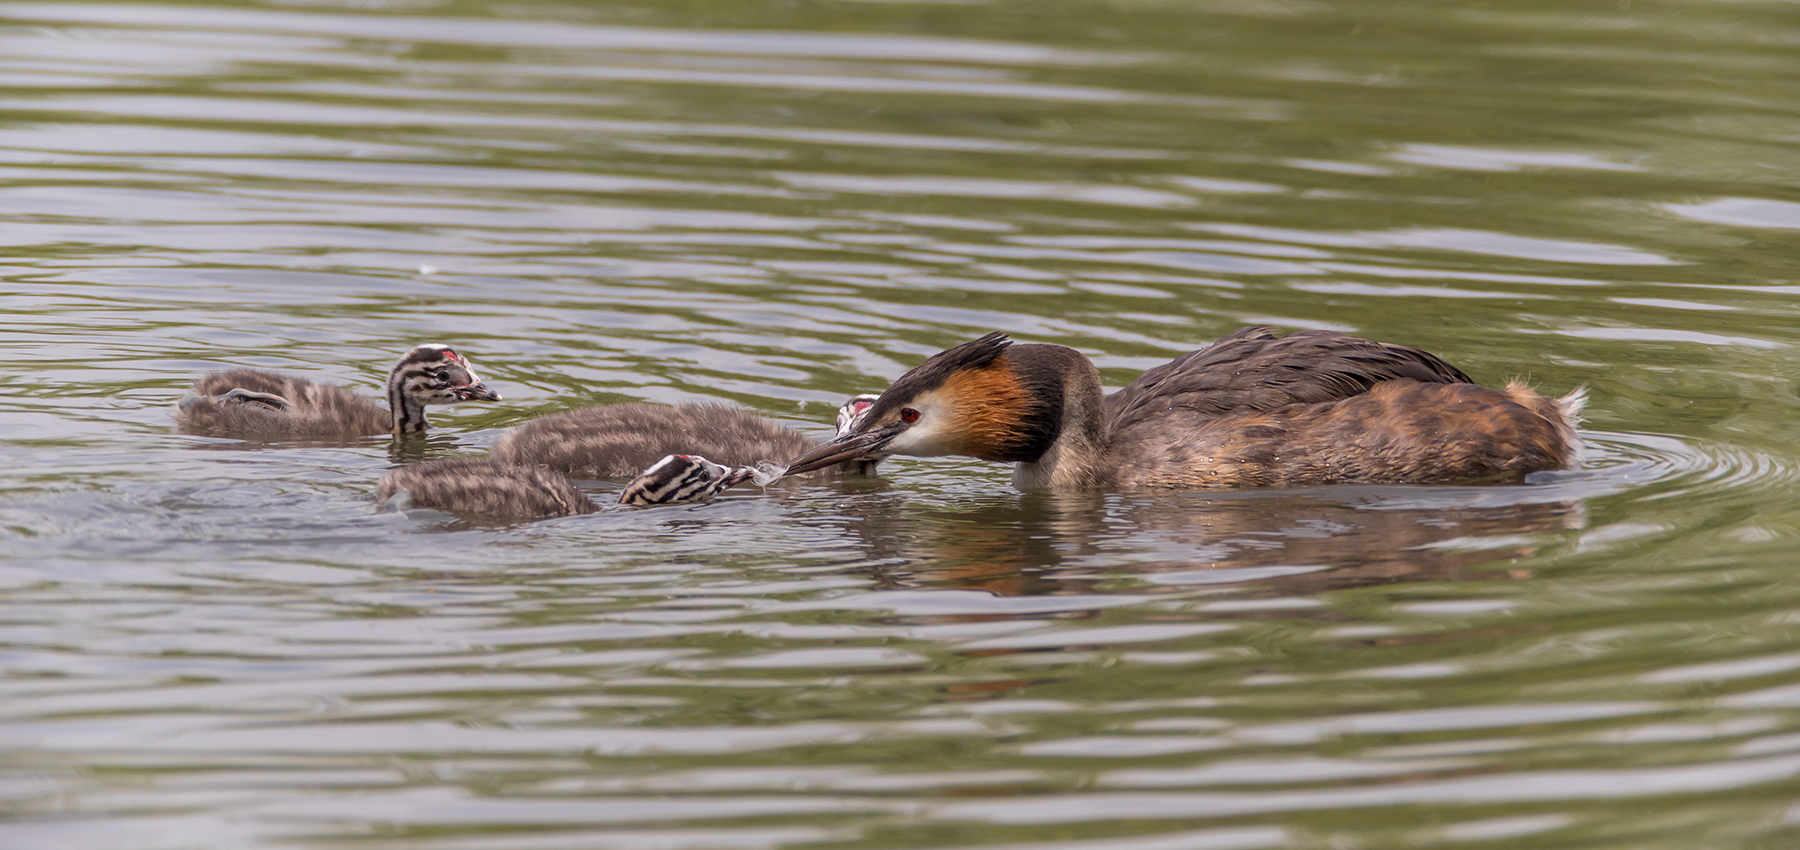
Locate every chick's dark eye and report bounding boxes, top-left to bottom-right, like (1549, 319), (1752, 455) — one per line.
(433, 369), (450, 381)
(900, 407), (921, 424)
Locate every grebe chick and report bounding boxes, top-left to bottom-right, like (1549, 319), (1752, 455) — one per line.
(490, 395), (885, 478)
(176, 344), (500, 438)
(377, 458), (598, 517)
(785, 327), (1584, 491)
(617, 454), (764, 506)
(375, 454), (762, 517)
(377, 395), (879, 519)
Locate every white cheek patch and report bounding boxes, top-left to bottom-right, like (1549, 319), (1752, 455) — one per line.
(885, 397), (955, 457)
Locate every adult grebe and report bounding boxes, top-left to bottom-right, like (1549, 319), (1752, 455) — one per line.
(784, 327), (1584, 490)
(377, 395), (882, 518)
(176, 344), (501, 438)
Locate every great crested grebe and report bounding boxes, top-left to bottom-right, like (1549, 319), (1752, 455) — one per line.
(784, 327), (1584, 490)
(377, 395), (881, 518)
(176, 344), (501, 438)
(490, 395), (884, 478)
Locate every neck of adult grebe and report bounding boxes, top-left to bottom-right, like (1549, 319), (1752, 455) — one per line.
(1008, 346), (1110, 490)
(387, 369), (428, 434)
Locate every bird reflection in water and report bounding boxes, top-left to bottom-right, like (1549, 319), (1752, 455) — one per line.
(817, 483), (1584, 703)
(831, 485), (1583, 600)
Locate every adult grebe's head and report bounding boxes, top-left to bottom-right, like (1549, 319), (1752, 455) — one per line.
(785, 332), (1073, 474)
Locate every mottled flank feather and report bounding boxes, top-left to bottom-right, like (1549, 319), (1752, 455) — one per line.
(377, 459), (597, 518)
(1111, 381), (1581, 489)
(492, 403), (840, 479)
(179, 369), (393, 438)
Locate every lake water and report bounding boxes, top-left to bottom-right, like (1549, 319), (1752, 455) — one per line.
(5, 0), (1800, 847)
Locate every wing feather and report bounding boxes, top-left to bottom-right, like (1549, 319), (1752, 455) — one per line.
(1104, 327), (1474, 435)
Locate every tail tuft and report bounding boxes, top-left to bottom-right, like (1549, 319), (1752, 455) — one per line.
(1503, 380), (1586, 468)
(1556, 385), (1589, 425)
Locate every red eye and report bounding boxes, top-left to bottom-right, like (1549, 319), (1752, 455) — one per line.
(900, 408), (921, 423)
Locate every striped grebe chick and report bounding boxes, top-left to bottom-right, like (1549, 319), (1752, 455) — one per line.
(376, 453), (768, 517)
(377, 458), (598, 517)
(785, 327), (1584, 491)
(378, 395), (878, 519)
(490, 395), (885, 479)
(176, 344), (500, 439)
(617, 454), (767, 506)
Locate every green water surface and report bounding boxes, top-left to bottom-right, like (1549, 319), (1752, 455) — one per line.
(3, 0), (1800, 848)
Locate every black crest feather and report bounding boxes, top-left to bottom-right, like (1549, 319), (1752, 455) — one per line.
(863, 332), (1012, 424)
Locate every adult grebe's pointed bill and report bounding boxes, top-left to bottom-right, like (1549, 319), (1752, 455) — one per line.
(783, 422), (906, 476)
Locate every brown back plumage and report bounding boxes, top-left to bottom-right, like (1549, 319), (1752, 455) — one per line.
(1104, 326), (1474, 435)
(1093, 327), (1577, 489)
